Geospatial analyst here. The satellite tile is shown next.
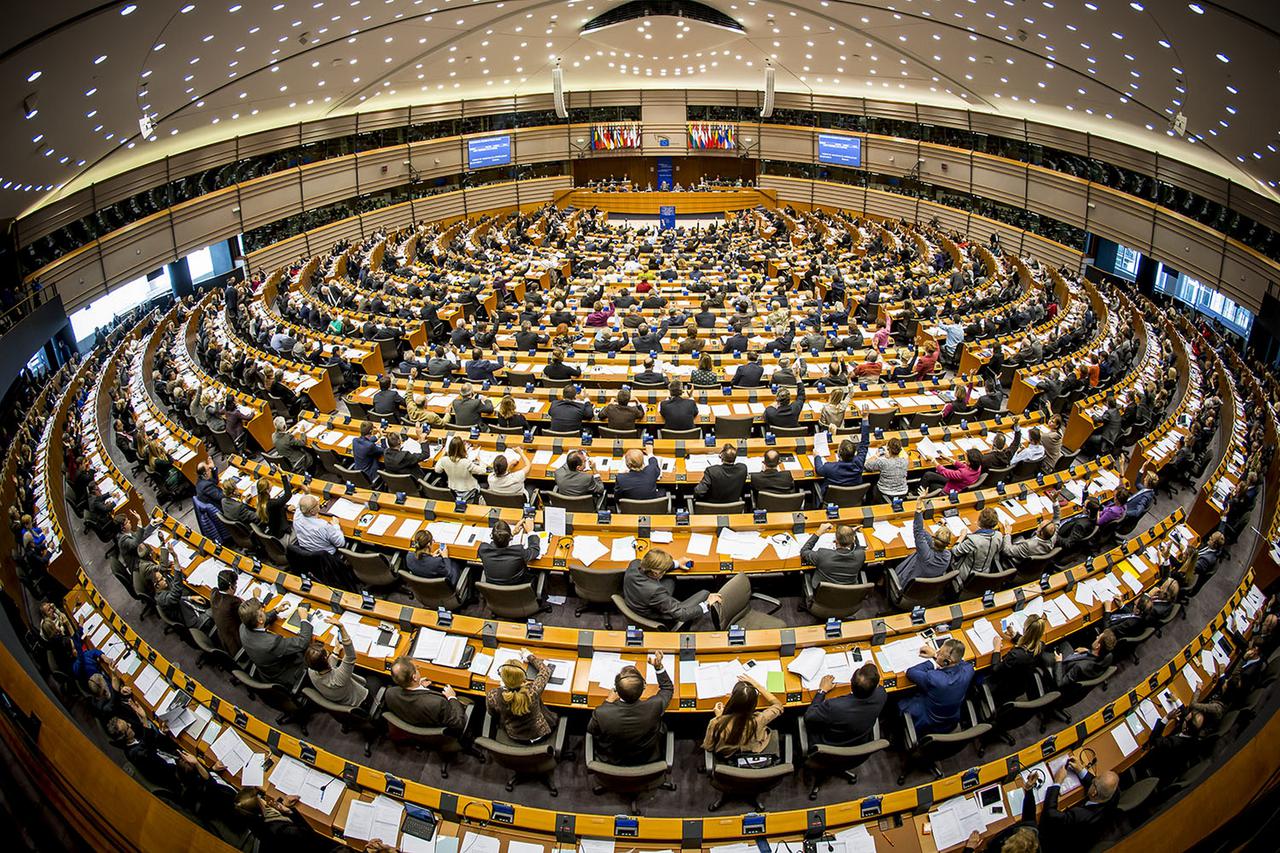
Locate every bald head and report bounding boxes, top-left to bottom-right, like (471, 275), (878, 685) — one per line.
(624, 448), (646, 471)
(299, 495), (320, 516)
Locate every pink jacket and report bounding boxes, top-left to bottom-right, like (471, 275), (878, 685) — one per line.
(934, 461), (982, 493)
(585, 305), (615, 327)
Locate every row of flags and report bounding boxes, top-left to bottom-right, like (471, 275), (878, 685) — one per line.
(591, 122), (642, 150)
(687, 122), (737, 150)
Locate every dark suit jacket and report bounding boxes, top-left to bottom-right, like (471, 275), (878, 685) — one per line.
(479, 539), (541, 585)
(587, 668), (674, 764)
(1056, 651), (1111, 686)
(659, 397), (699, 431)
(750, 468), (796, 495)
(384, 686), (468, 731)
(732, 363), (765, 388)
(382, 447), (427, 475)
(693, 462), (748, 503)
(211, 590), (244, 656)
(239, 620), (313, 687)
(1040, 775), (1114, 850)
(802, 685), (887, 747)
(800, 537), (866, 586)
(622, 561), (708, 628)
(615, 457), (662, 501)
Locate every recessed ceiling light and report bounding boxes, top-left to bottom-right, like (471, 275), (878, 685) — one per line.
(1216, 53), (1229, 62)
(180, 3), (195, 12)
(121, 4), (137, 14)
(93, 54), (107, 64)
(1188, 3), (1204, 13)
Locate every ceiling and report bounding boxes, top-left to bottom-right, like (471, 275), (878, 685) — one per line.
(3, 0), (1278, 221)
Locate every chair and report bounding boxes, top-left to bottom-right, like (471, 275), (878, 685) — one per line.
(375, 688), (477, 773)
(866, 409), (897, 431)
(618, 496), (673, 515)
(599, 426), (641, 439)
(340, 546), (403, 590)
(335, 463), (376, 491)
(1111, 625), (1156, 664)
(477, 576), (550, 619)
(703, 734), (794, 811)
(754, 490), (807, 512)
(947, 407), (978, 425)
(611, 593), (684, 632)
(955, 567), (1017, 598)
(541, 428), (580, 438)
(215, 512), (258, 554)
(825, 482), (872, 508)
(693, 499), (745, 514)
(714, 416), (756, 440)
(801, 574), (873, 620)
(489, 424), (528, 435)
(286, 543), (354, 590)
(474, 708), (568, 795)
(1010, 458), (1042, 482)
(480, 487), (527, 508)
(1047, 664), (1117, 722)
(659, 427), (702, 440)
(417, 480), (457, 503)
(542, 377), (572, 389)
(543, 489), (599, 512)
(710, 573), (784, 630)
(1020, 547), (1064, 581)
(344, 397), (371, 420)
(985, 463), (1014, 485)
(585, 730), (676, 815)
(911, 411), (944, 430)
(771, 425), (811, 437)
(303, 687), (377, 757)
(401, 564), (473, 610)
(569, 566), (626, 627)
(1114, 775), (1160, 817)
(190, 627), (237, 672)
(978, 674), (1061, 743)
(381, 470), (422, 496)
(1054, 450), (1080, 472)
(315, 447), (346, 479)
(886, 568), (959, 609)
(897, 701), (991, 783)
(797, 718), (889, 800)
(230, 666), (310, 734)
(209, 426), (237, 457)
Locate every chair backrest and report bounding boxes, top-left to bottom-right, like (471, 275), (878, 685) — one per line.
(711, 573), (753, 628)
(544, 490), (598, 512)
(771, 424), (810, 437)
(807, 579), (873, 620)
(611, 593), (667, 631)
(1054, 450), (1080, 472)
(345, 398), (370, 419)
(477, 580), (542, 619)
(894, 569), (959, 608)
(480, 487), (527, 508)
(542, 376), (571, 388)
(985, 464), (1014, 484)
(381, 470), (420, 496)
(418, 480), (456, 502)
(1010, 458), (1042, 482)
(618, 496), (673, 515)
(958, 567), (1017, 597)
(599, 426), (640, 439)
(489, 423), (527, 435)
(249, 523), (288, 566)
(912, 410), (944, 429)
(825, 482), (871, 508)
(398, 569), (462, 610)
(948, 406), (978, 425)
(714, 416), (756, 439)
(335, 463), (375, 491)
(215, 512), (256, 550)
(754, 490), (806, 512)
(659, 427), (702, 440)
(694, 499), (746, 514)
(867, 410), (897, 430)
(569, 567), (626, 604)
(209, 427), (236, 456)
(707, 734), (794, 794)
(339, 548), (399, 587)
(315, 448), (345, 477)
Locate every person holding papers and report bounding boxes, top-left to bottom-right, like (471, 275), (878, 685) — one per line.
(960, 775), (1041, 853)
(105, 716), (187, 791)
(148, 551), (210, 631)
(488, 654), (558, 744)
(900, 638), (974, 737)
(478, 518), (540, 585)
(623, 549), (722, 629)
(384, 656), (467, 731)
(919, 448), (985, 495)
(702, 674), (785, 759)
(429, 436), (489, 500)
(381, 431), (429, 476)
(486, 449), (530, 497)
(1002, 503), (1061, 563)
(239, 598), (314, 687)
(801, 522), (866, 586)
(803, 663), (887, 748)
(587, 650), (674, 765)
(1038, 757), (1119, 849)
(305, 617), (369, 708)
(272, 417), (315, 473)
(233, 788), (321, 848)
(1009, 427), (1047, 467)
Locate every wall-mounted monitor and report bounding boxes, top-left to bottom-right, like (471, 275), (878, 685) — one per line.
(818, 134), (862, 167)
(467, 135), (511, 169)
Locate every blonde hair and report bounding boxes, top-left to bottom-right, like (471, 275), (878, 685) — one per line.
(497, 394), (517, 419)
(498, 662), (533, 716)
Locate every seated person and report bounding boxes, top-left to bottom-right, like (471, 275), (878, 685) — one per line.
(553, 450), (604, 499)
(292, 495), (346, 554)
(547, 385), (594, 433)
(615, 448), (663, 502)
(813, 419), (872, 487)
(370, 375), (402, 417)
(384, 656), (467, 730)
(702, 675), (785, 758)
(901, 638), (974, 736)
(238, 599), (313, 687)
(600, 389), (646, 432)
(304, 619), (369, 708)
(486, 448), (530, 497)
(801, 522), (867, 586)
(693, 444), (748, 504)
(750, 449), (796, 495)
(659, 380), (699, 432)
(622, 549), (722, 629)
(1040, 757), (1120, 844)
(895, 504), (955, 586)
(487, 654), (557, 744)
(586, 651), (673, 765)
(478, 518), (540, 585)
(1046, 629), (1117, 687)
(803, 663), (887, 747)
(405, 529), (459, 585)
(382, 431), (428, 475)
(449, 383), (495, 427)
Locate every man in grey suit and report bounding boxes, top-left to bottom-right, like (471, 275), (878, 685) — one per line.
(238, 599), (313, 688)
(553, 451), (604, 499)
(384, 656), (468, 731)
(622, 549), (722, 629)
(587, 651), (674, 765)
(800, 522), (867, 586)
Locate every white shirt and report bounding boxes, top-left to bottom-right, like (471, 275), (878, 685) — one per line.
(1010, 443), (1046, 466)
(292, 510), (345, 554)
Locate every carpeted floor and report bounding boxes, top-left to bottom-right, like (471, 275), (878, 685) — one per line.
(68, 407), (1261, 820)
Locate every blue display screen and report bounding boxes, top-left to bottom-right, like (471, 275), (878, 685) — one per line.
(467, 135), (511, 169)
(818, 134), (862, 167)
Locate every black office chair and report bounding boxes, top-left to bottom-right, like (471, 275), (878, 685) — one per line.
(801, 574), (874, 620)
(569, 566), (626, 627)
(692, 499), (745, 515)
(978, 673), (1061, 742)
(797, 718), (890, 800)
(381, 469), (422, 496)
(338, 546), (403, 591)
(543, 489), (599, 512)
(585, 730), (676, 815)
(824, 482), (872, 508)
(714, 416), (756, 439)
(703, 735), (794, 812)
(659, 427), (703, 440)
(477, 576), (550, 619)
(886, 568), (959, 609)
(249, 523), (290, 566)
(618, 496), (674, 515)
(374, 687), (477, 775)
(897, 700), (990, 783)
(754, 490), (807, 512)
(480, 487), (528, 508)
(610, 593), (684, 632)
(474, 708), (568, 795)
(399, 565), (473, 611)
(710, 573), (784, 630)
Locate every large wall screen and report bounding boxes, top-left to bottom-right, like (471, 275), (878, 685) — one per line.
(467, 135), (512, 169)
(817, 134), (862, 167)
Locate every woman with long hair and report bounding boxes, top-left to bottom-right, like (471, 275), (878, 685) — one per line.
(428, 435), (488, 500)
(486, 653), (557, 743)
(701, 675), (785, 758)
(819, 386), (849, 429)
